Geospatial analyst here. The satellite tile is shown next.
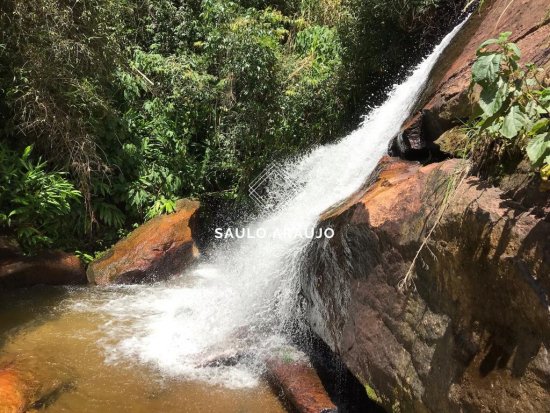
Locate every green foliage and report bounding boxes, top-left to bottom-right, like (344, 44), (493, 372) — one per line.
(463, 0), (485, 12)
(0, 0), (128, 201)
(0, 145), (81, 250)
(467, 32), (550, 180)
(299, 0), (345, 26)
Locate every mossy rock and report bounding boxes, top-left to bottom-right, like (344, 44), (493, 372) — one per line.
(434, 127), (468, 158)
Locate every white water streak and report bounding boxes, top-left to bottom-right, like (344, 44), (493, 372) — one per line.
(69, 19), (467, 388)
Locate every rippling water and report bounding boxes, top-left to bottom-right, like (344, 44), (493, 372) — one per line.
(0, 286), (286, 413)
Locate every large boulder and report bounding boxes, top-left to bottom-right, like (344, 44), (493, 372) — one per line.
(87, 199), (200, 285)
(0, 249), (86, 288)
(393, 0), (550, 155)
(301, 157), (549, 412)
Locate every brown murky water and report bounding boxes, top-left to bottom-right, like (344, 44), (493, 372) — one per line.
(0, 287), (286, 413)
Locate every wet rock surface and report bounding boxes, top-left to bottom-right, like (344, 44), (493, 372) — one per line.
(0, 250), (86, 289)
(301, 157), (549, 412)
(388, 113), (448, 163)
(0, 358), (71, 413)
(0, 366), (27, 413)
(87, 199), (200, 285)
(266, 356), (337, 413)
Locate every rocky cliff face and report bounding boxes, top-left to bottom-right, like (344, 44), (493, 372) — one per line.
(391, 0), (550, 160)
(301, 1), (550, 412)
(302, 158), (549, 412)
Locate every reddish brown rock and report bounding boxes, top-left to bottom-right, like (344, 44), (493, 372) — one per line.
(429, 0), (550, 115)
(303, 157), (550, 412)
(0, 251), (86, 288)
(0, 366), (26, 413)
(0, 361), (67, 413)
(266, 358), (336, 413)
(399, 0), (550, 148)
(87, 199), (200, 285)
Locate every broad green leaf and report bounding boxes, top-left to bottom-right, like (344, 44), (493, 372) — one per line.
(500, 105), (528, 139)
(486, 122), (502, 135)
(472, 53), (502, 84)
(529, 118), (550, 135)
(479, 78), (508, 117)
(477, 38), (498, 54)
(537, 88), (550, 105)
(498, 32), (512, 42)
(527, 133), (550, 166)
(526, 133), (550, 165)
(506, 42), (521, 60)
(525, 101), (547, 118)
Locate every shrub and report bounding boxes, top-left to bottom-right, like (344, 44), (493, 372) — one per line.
(466, 32), (550, 181)
(0, 145), (81, 251)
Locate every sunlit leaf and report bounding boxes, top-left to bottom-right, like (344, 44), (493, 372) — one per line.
(472, 53), (502, 84)
(479, 77), (508, 117)
(500, 105), (528, 139)
(526, 133), (550, 166)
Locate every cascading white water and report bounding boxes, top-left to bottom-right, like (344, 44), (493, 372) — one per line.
(69, 20), (467, 388)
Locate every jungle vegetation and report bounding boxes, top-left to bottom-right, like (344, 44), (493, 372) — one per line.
(0, 0), (464, 254)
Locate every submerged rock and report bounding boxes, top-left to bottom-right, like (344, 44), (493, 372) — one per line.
(0, 359), (70, 413)
(198, 349), (245, 368)
(196, 326), (253, 368)
(0, 250), (86, 288)
(301, 156), (549, 412)
(266, 354), (337, 413)
(0, 366), (26, 413)
(87, 199), (200, 285)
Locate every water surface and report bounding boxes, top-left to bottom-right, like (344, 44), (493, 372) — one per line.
(0, 286), (285, 413)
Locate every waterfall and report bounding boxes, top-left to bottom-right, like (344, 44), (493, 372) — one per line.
(76, 19), (467, 388)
